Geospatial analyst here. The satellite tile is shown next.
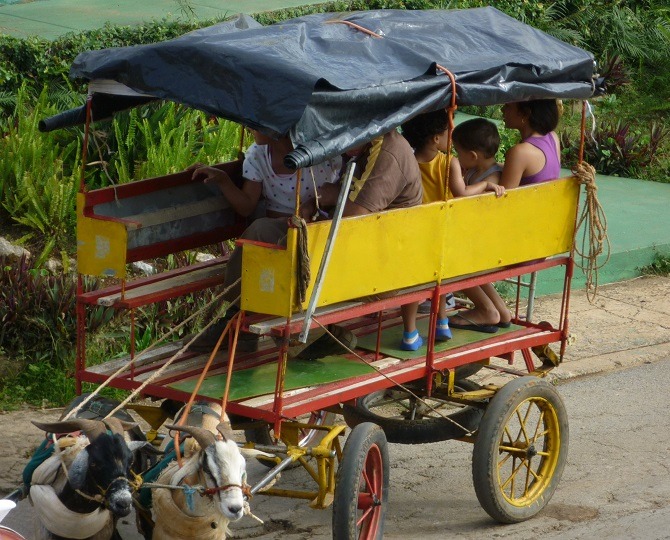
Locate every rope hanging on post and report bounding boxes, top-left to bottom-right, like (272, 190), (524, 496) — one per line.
(572, 160), (610, 303)
(435, 64), (458, 200)
(289, 215), (311, 304)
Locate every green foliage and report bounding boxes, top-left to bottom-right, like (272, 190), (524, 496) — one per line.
(561, 118), (666, 179)
(0, 256), (114, 368)
(83, 102), (242, 187)
(639, 251), (670, 276)
(0, 86), (81, 262)
(0, 19), (210, 97)
(0, 361), (127, 409)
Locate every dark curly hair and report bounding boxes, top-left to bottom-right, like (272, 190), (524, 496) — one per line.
(401, 109), (450, 150)
(452, 118), (500, 158)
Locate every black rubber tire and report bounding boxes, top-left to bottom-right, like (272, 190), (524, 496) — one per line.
(472, 376), (569, 523)
(454, 360), (486, 380)
(244, 410), (335, 468)
(342, 379), (484, 444)
(332, 423), (389, 540)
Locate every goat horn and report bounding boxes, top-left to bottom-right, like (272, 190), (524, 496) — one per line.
(102, 417), (138, 435)
(165, 424), (216, 450)
(32, 419), (106, 441)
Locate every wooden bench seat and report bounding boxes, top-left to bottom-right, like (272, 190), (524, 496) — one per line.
(77, 159), (247, 280)
(78, 255), (229, 308)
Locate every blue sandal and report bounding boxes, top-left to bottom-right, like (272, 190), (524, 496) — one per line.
(400, 329), (423, 351)
(436, 318), (452, 341)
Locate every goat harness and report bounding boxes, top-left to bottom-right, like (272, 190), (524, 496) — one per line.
(29, 440), (112, 539)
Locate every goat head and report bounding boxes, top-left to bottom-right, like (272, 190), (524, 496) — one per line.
(166, 424), (247, 522)
(32, 418), (137, 519)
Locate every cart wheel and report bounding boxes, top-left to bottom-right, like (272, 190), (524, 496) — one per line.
(472, 376), (568, 523)
(333, 423), (388, 540)
(342, 379), (483, 444)
(245, 410), (335, 468)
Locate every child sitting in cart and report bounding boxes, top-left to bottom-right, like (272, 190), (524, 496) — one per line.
(190, 130), (342, 219)
(188, 130), (342, 352)
(449, 99), (562, 331)
(400, 113), (506, 348)
(447, 118), (511, 333)
(399, 109), (458, 350)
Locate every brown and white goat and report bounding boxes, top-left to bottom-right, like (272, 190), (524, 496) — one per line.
(149, 403), (267, 540)
(29, 417), (148, 540)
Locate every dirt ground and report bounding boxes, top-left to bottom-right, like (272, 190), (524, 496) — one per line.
(1, 275), (669, 533)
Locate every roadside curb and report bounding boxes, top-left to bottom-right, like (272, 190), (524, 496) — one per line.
(551, 340), (670, 382)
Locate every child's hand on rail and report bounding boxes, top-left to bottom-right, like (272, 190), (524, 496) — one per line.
(485, 182), (505, 197)
(191, 166), (231, 188)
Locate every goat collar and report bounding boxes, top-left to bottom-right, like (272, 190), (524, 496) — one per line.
(202, 483), (252, 499)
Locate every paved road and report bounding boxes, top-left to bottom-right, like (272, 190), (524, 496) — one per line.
(4, 357), (670, 539)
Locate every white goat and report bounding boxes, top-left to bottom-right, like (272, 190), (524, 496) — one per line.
(149, 403), (265, 540)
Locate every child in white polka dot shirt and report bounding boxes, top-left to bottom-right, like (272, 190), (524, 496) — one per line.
(192, 130), (341, 218)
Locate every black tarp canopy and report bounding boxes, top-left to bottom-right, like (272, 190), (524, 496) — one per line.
(43, 7), (597, 168)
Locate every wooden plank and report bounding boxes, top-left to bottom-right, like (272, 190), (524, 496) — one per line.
(124, 196), (231, 228)
(86, 341), (184, 375)
(132, 354), (214, 383)
(97, 263), (227, 306)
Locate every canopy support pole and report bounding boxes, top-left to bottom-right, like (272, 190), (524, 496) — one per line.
(298, 161), (356, 343)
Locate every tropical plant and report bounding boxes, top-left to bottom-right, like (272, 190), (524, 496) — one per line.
(0, 256), (115, 367)
(561, 119), (666, 178)
(0, 86), (81, 263)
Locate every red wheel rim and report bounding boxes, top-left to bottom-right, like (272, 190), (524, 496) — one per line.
(356, 443), (384, 539)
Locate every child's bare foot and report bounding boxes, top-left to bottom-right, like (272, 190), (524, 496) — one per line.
(497, 310), (513, 328)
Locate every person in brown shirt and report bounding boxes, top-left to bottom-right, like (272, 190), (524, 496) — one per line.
(302, 128), (423, 217)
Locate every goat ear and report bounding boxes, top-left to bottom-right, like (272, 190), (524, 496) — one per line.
(127, 441), (164, 455)
(69, 449), (89, 490)
(215, 422), (233, 441)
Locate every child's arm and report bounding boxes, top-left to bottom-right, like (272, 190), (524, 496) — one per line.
(450, 164), (505, 198)
(448, 157), (467, 197)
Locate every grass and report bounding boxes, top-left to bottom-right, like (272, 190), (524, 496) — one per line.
(639, 252), (670, 277)
(0, 360), (128, 410)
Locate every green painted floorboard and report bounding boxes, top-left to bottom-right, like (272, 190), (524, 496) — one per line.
(169, 355), (375, 401)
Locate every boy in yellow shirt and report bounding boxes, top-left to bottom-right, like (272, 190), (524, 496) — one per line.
(400, 110), (460, 350)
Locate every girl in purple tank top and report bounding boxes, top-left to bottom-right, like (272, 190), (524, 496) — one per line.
(500, 99), (561, 189)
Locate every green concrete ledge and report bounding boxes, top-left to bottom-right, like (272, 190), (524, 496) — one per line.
(0, 0), (325, 39)
(536, 173), (670, 295)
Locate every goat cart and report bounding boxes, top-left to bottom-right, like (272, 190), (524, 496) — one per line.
(35, 7), (605, 540)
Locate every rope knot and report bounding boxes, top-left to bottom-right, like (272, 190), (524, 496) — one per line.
(290, 215), (311, 304)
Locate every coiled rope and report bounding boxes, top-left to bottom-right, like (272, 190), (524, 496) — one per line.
(572, 160), (610, 302)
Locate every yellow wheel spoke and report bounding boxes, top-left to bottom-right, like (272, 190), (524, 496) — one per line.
(514, 407), (528, 443)
(524, 458), (532, 496)
(500, 456), (527, 491)
(531, 408), (545, 442)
